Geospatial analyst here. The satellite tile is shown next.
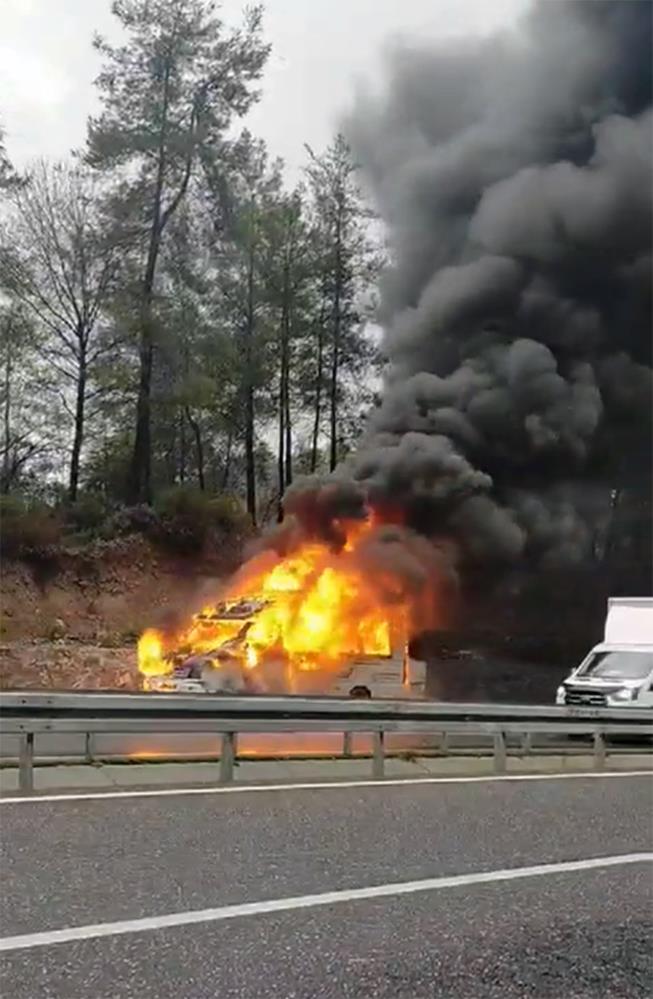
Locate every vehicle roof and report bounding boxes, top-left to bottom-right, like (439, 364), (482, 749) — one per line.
(588, 643), (653, 653)
(608, 597), (653, 607)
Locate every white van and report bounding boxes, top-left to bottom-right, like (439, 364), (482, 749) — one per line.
(148, 645), (426, 699)
(556, 597), (653, 708)
(144, 596), (427, 698)
(329, 646), (426, 699)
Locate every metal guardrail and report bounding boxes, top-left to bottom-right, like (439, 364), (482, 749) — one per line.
(1, 690), (652, 792)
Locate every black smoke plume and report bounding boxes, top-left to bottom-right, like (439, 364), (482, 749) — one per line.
(284, 0), (651, 585)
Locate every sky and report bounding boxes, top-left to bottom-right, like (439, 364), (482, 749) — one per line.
(2, 0), (529, 179)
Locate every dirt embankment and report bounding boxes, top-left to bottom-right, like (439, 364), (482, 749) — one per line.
(0, 534), (244, 689)
(1, 534), (578, 701)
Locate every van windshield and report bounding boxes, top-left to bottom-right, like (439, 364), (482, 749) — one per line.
(580, 650), (653, 680)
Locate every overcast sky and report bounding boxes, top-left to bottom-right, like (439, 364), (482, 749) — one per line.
(2, 0), (528, 178)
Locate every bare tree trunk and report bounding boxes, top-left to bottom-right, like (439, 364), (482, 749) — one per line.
(283, 242), (294, 489)
(127, 245), (159, 504)
(126, 63), (171, 506)
(2, 327), (12, 493)
(179, 344), (191, 484)
(284, 358), (292, 488)
(221, 430), (233, 490)
(244, 391), (256, 522)
(244, 214), (257, 526)
(68, 343), (87, 502)
(310, 313), (325, 474)
(178, 407), (187, 483)
(329, 213), (343, 472)
(184, 406), (205, 490)
(278, 261), (293, 515)
(328, 343), (339, 472)
(277, 349), (285, 521)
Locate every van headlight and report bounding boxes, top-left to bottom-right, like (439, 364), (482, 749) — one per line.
(610, 687), (637, 702)
(555, 685), (566, 705)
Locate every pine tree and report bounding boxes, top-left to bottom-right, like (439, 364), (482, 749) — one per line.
(86, 0), (269, 503)
(258, 188), (316, 514)
(203, 131), (282, 524)
(305, 134), (379, 471)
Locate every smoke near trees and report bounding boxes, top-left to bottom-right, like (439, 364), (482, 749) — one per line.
(1, 0), (650, 632)
(259, 0), (651, 649)
(334, 0), (651, 581)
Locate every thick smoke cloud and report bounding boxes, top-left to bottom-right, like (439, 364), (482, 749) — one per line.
(329, 0), (653, 570)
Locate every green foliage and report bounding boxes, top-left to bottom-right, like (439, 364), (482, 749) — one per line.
(86, 0), (271, 504)
(87, 2), (270, 176)
(152, 486), (250, 553)
(83, 432), (134, 502)
(1, 161), (125, 503)
(304, 134), (382, 470)
(63, 493), (112, 536)
(103, 504), (159, 539)
(0, 495), (63, 557)
(0, 487), (250, 559)
(1, 2), (382, 526)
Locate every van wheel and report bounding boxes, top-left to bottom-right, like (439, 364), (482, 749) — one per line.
(349, 685), (372, 699)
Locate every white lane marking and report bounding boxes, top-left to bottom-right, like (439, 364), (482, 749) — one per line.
(0, 852), (650, 953)
(0, 769), (651, 806)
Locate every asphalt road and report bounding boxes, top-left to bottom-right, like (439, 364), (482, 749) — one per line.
(0, 773), (651, 998)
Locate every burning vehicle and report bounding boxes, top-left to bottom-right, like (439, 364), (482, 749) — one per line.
(137, 517), (435, 698)
(141, 599), (271, 695)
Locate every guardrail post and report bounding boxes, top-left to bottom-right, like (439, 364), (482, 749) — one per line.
(435, 731), (449, 755)
(342, 731), (353, 758)
(520, 732), (533, 755)
(84, 732), (95, 764)
(220, 732), (235, 783)
(19, 733), (34, 793)
(493, 730), (507, 774)
(372, 731), (385, 779)
(593, 731), (606, 771)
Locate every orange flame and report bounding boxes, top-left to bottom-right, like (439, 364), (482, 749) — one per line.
(137, 518), (421, 692)
(137, 629), (167, 677)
